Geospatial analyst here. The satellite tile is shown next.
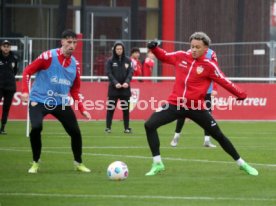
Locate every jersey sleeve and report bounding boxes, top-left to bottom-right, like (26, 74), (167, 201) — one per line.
(211, 51), (218, 63)
(207, 60), (247, 99)
(106, 59), (119, 86)
(210, 51), (218, 92)
(22, 51), (52, 93)
(124, 59), (134, 84)
(212, 82), (218, 92)
(151, 47), (187, 65)
(70, 63), (85, 113)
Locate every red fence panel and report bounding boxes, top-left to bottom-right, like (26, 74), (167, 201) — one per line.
(2, 82), (276, 121)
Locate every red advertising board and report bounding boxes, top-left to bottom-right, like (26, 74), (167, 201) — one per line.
(2, 82), (276, 120)
(213, 83), (276, 120)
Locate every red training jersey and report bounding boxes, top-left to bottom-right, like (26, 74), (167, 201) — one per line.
(142, 57), (154, 76)
(151, 47), (246, 109)
(130, 57), (142, 82)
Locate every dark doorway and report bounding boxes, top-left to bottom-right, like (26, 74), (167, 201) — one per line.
(83, 8), (130, 76)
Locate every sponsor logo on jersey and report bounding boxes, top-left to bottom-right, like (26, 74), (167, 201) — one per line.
(50, 76), (71, 86)
(179, 61), (187, 68)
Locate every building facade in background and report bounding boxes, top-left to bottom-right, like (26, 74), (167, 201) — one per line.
(0, 0), (274, 77)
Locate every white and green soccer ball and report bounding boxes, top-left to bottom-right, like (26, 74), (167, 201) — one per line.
(107, 161), (129, 180)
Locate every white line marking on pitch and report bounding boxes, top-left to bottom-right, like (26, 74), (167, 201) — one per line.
(1, 145), (274, 150)
(0, 192), (275, 202)
(0, 147), (275, 167)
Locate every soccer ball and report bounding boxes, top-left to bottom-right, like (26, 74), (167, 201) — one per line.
(107, 161), (129, 180)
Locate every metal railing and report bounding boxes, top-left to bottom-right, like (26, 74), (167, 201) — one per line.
(2, 37), (276, 79)
(15, 75), (276, 83)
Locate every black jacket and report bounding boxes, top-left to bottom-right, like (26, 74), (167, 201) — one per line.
(0, 51), (18, 91)
(106, 41), (133, 97)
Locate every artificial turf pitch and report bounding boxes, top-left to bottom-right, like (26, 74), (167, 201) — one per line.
(0, 120), (275, 206)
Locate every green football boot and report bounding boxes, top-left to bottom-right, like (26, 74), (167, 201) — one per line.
(28, 161), (39, 174)
(145, 162), (165, 176)
(240, 162), (258, 176)
(74, 162), (91, 173)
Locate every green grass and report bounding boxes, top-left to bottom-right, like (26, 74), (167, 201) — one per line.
(0, 120), (275, 206)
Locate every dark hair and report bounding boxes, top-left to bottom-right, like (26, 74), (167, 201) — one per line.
(189, 32), (211, 46)
(61, 29), (77, 39)
(131, 47), (140, 54)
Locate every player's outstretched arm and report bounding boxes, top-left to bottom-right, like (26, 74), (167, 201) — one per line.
(208, 61), (247, 100)
(147, 40), (185, 65)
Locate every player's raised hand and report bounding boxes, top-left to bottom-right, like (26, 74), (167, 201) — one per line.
(147, 41), (158, 49)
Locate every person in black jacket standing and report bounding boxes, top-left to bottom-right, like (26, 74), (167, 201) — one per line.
(0, 40), (18, 134)
(105, 41), (133, 133)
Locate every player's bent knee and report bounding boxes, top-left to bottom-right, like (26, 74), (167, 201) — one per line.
(144, 120), (158, 130)
(144, 120), (152, 130)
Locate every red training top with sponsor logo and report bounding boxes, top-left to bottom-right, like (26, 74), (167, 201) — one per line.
(151, 47), (247, 109)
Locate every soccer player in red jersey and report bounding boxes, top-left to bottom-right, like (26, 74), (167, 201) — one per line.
(144, 32), (258, 176)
